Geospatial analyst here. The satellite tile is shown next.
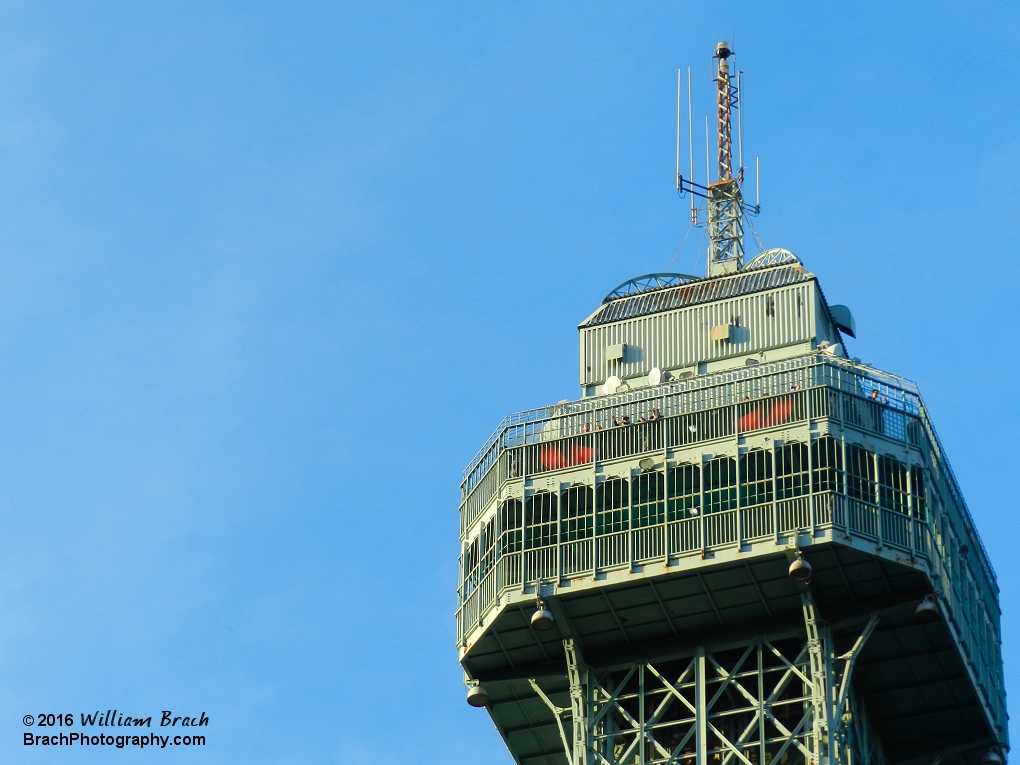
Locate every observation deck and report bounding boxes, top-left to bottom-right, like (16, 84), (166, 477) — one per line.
(456, 43), (1005, 765)
(458, 308), (1005, 765)
(456, 259), (1003, 765)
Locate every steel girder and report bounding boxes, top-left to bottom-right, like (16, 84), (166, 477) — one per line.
(707, 180), (744, 276)
(526, 612), (882, 765)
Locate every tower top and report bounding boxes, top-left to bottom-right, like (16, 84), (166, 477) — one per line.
(714, 41), (735, 183)
(677, 42), (747, 277)
(707, 40), (744, 275)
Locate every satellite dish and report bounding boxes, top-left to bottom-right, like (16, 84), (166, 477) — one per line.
(602, 376), (622, 395)
(649, 367), (662, 386)
(639, 457), (656, 471)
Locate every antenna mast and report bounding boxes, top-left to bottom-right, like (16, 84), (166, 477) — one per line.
(676, 42), (752, 276)
(707, 41), (744, 275)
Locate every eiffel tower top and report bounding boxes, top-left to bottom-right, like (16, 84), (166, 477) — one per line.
(456, 42), (1007, 765)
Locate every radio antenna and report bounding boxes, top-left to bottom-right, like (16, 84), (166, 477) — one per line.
(675, 69), (682, 191)
(704, 116), (710, 191)
(736, 70), (744, 179)
(676, 44), (755, 261)
(687, 68), (695, 222)
(755, 156), (760, 209)
(705, 41), (745, 275)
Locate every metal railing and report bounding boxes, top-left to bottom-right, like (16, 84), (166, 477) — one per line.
(456, 490), (935, 639)
(459, 354), (995, 588)
(454, 353), (1005, 735)
(463, 355), (918, 483)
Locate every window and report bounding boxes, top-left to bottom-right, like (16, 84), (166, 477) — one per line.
(462, 536), (479, 597)
(776, 442), (809, 499)
(846, 445), (875, 504)
(910, 465), (927, 521)
(811, 436), (843, 493)
(740, 449), (773, 507)
(878, 455), (908, 514)
(479, 517), (496, 579)
(499, 498), (523, 554)
(667, 463), (700, 520)
(525, 492), (558, 548)
(703, 456), (737, 514)
(596, 478), (629, 535)
(561, 486), (594, 542)
(632, 472), (665, 528)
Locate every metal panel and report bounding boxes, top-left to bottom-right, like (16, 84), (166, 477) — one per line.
(580, 282), (817, 386)
(579, 264), (811, 328)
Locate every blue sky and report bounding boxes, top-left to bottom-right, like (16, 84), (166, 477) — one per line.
(0, 2), (1016, 763)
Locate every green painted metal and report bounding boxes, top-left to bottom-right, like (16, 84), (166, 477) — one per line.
(493, 627), (888, 765)
(707, 180), (744, 276)
(458, 344), (1005, 765)
(458, 44), (1005, 765)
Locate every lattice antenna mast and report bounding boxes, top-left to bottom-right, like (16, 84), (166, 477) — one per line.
(707, 41), (744, 275)
(716, 43), (734, 182)
(677, 42), (750, 276)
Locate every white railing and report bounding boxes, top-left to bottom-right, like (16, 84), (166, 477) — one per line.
(597, 531), (629, 569)
(741, 504), (774, 540)
(454, 492), (1005, 736)
(455, 355), (1003, 732)
(457, 491), (938, 645)
(668, 517), (701, 554)
(561, 539), (592, 576)
(633, 526), (665, 562)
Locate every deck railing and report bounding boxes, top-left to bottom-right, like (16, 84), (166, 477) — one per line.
(454, 353), (1005, 735)
(456, 491), (934, 641)
(459, 354), (994, 590)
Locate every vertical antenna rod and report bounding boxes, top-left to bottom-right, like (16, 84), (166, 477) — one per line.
(756, 156), (760, 208)
(676, 69), (682, 190)
(687, 68), (695, 222)
(736, 70), (744, 180)
(704, 116), (710, 190)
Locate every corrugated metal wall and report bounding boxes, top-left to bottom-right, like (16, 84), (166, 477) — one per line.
(580, 282), (819, 386)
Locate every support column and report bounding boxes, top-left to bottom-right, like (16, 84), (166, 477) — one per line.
(800, 589), (834, 765)
(696, 647), (708, 765)
(565, 639), (589, 765)
(530, 631), (864, 765)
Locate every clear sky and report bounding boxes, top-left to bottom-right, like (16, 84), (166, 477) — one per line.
(0, 2), (1016, 763)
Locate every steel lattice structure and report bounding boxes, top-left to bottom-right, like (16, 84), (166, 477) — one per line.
(457, 42), (1006, 765)
(516, 594), (883, 765)
(707, 180), (744, 276)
